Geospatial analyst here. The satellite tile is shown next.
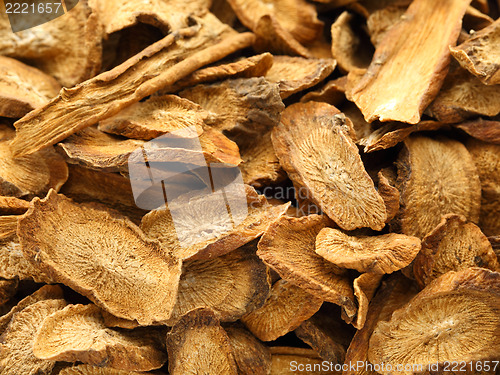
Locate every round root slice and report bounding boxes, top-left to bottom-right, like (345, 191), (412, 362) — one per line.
(167, 244), (271, 325)
(396, 135), (481, 239)
(265, 56), (336, 99)
(0, 125), (68, 198)
(33, 304), (167, 371)
(18, 190), (182, 325)
(414, 214), (499, 288)
(166, 308), (238, 375)
(466, 139), (500, 236)
(0, 56), (60, 118)
(225, 325), (271, 375)
(272, 102), (387, 231)
(179, 77), (284, 135)
(257, 214), (357, 320)
(0, 299), (67, 375)
(241, 279), (323, 341)
(141, 185), (290, 260)
(270, 347), (334, 375)
(352, 273), (383, 330)
(59, 365), (159, 374)
(227, 0), (323, 44)
(0, 196), (30, 215)
(368, 268), (500, 372)
(98, 95), (209, 141)
(315, 228), (421, 274)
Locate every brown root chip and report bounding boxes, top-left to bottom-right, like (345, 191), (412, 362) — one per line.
(168, 244), (270, 325)
(350, 0), (470, 124)
(179, 77), (284, 135)
(0, 125), (68, 198)
(0, 0), (102, 87)
(270, 347), (334, 375)
(456, 118), (500, 144)
(257, 215), (357, 320)
(377, 169), (400, 222)
(366, 3), (408, 47)
(414, 214), (499, 288)
(466, 139), (500, 237)
(316, 228), (421, 274)
(141, 185), (290, 260)
(300, 76), (348, 107)
(9, 14), (255, 158)
(227, 0), (323, 44)
(253, 15), (312, 58)
(265, 56), (336, 99)
(225, 325), (271, 375)
(98, 95), (210, 140)
(272, 102), (387, 231)
(165, 53), (274, 93)
(18, 190), (182, 325)
(59, 365), (160, 375)
(396, 135), (481, 239)
(0, 196), (30, 215)
(0, 278), (17, 306)
(353, 273), (383, 329)
(33, 304), (167, 371)
(0, 298), (67, 375)
(450, 18), (500, 85)
(0, 215), (19, 240)
(167, 308), (238, 375)
(368, 268), (500, 370)
(0, 56), (60, 118)
(239, 131), (286, 188)
(241, 279), (322, 341)
(330, 12), (373, 73)
(427, 68), (500, 123)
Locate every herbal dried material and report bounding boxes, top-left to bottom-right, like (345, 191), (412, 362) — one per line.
(0, 196), (29, 215)
(455, 118), (500, 144)
(270, 347), (334, 375)
(353, 273), (383, 329)
(225, 325), (271, 375)
(300, 76), (348, 107)
(59, 365), (160, 375)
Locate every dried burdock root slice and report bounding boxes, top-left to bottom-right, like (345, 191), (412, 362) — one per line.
(0, 278), (17, 306)
(465, 139), (500, 236)
(331, 12), (373, 73)
(353, 273), (383, 329)
(257, 215), (357, 320)
(343, 275), (418, 375)
(241, 279), (322, 341)
(0, 298), (67, 375)
(0, 0), (101, 87)
(427, 68), (500, 123)
(0, 126), (68, 198)
(9, 15), (255, 158)
(33, 304), (167, 371)
(18, 190), (182, 325)
(413, 214), (499, 288)
(179, 77), (284, 135)
(350, 0), (470, 124)
(301, 76), (348, 107)
(167, 244), (270, 325)
(269, 347), (328, 375)
(239, 131), (286, 188)
(377, 169), (399, 223)
(359, 120), (443, 153)
(0, 196), (29, 215)
(316, 228), (421, 274)
(368, 268), (500, 371)
(98, 95), (210, 140)
(366, 3), (408, 47)
(59, 365), (161, 375)
(265, 56), (336, 99)
(0, 56), (60, 118)
(456, 118), (500, 145)
(0, 285), (64, 335)
(396, 135), (481, 239)
(272, 102), (387, 231)
(253, 15), (311, 58)
(166, 308), (238, 375)
(141, 185), (290, 260)
(227, 0), (323, 44)
(0, 215), (19, 240)
(450, 18), (500, 85)
(165, 53), (274, 93)
(225, 324), (271, 375)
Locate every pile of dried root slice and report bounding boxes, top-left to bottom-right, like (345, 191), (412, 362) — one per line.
(0, 0), (499, 374)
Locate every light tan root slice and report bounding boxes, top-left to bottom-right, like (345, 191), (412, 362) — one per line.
(350, 0), (470, 123)
(456, 118), (500, 144)
(300, 76), (348, 107)
(58, 365), (159, 375)
(377, 169), (400, 222)
(0, 196), (30, 215)
(352, 273), (384, 330)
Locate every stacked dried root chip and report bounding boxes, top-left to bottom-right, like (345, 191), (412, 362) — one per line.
(0, 0), (499, 374)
